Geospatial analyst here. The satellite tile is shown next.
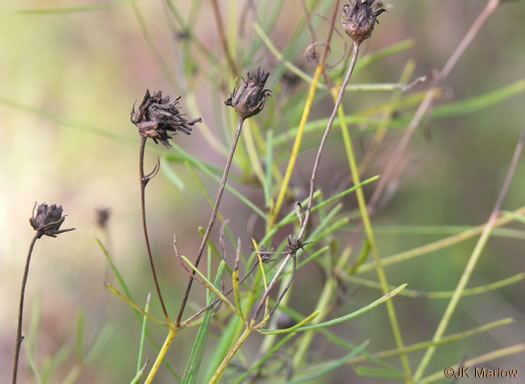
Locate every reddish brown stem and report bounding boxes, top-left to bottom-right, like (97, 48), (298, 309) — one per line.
(12, 233), (39, 384)
(175, 118), (245, 326)
(139, 136), (170, 322)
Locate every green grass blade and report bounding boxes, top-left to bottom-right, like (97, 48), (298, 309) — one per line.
(28, 296), (42, 355)
(430, 79), (525, 118)
(136, 293), (151, 374)
(290, 284), (407, 332)
(354, 366), (405, 380)
(354, 39), (415, 74)
(289, 340), (369, 383)
(182, 259), (227, 384)
(168, 147), (265, 218)
(129, 361), (148, 384)
(204, 316), (243, 382)
(344, 273), (525, 299)
(264, 130), (274, 209)
(161, 156), (186, 192)
(42, 345), (71, 384)
(85, 324), (114, 365)
(75, 311), (85, 362)
(96, 239), (181, 380)
(15, 0), (134, 15)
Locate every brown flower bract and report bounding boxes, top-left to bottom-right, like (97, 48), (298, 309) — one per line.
(131, 90), (201, 148)
(225, 68), (271, 120)
(342, 0), (386, 45)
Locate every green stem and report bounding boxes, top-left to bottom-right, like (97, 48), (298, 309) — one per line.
(413, 127), (525, 380)
(338, 50), (412, 379)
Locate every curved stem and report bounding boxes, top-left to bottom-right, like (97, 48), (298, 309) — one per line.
(12, 233), (39, 384)
(139, 136), (170, 322)
(176, 118), (245, 326)
(299, 42), (360, 241)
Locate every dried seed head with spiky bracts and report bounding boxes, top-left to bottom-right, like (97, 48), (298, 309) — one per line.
(342, 0), (386, 45)
(131, 90), (201, 148)
(225, 68), (271, 121)
(30, 203), (75, 238)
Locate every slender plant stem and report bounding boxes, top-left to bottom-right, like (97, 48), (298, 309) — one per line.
(139, 137), (170, 322)
(299, 41), (359, 241)
(355, 205), (525, 274)
(176, 118), (245, 326)
(421, 344), (525, 384)
(209, 326), (253, 384)
(210, 0), (238, 77)
(413, 127), (525, 380)
(339, 46), (413, 380)
(12, 233), (39, 384)
(144, 328), (178, 384)
(289, 41), (363, 372)
(270, 0), (338, 226)
(368, 0), (501, 210)
(345, 318), (512, 366)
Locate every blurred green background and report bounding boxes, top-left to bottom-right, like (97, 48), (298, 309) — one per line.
(1, 0), (525, 383)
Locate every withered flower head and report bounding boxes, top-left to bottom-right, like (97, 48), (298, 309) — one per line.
(342, 0), (386, 45)
(95, 207), (111, 229)
(131, 90), (201, 148)
(225, 68), (271, 120)
(30, 203), (75, 238)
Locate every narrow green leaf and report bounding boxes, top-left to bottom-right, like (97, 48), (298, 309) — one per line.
(205, 316), (243, 382)
(75, 311), (85, 362)
(182, 259), (227, 383)
(42, 346), (71, 383)
(430, 79), (525, 119)
(28, 297), (42, 355)
(129, 361), (148, 384)
(289, 340), (369, 383)
(168, 147), (266, 218)
(96, 239), (180, 380)
(354, 365), (405, 380)
(85, 324), (114, 365)
(15, 0), (134, 15)
(136, 293), (151, 374)
(264, 130), (274, 209)
(161, 156), (186, 192)
(292, 284), (407, 332)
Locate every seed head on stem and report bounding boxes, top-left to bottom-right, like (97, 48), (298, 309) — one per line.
(131, 90), (201, 148)
(131, 90), (201, 323)
(13, 203), (73, 384)
(175, 69), (270, 326)
(225, 68), (271, 121)
(342, 0), (386, 45)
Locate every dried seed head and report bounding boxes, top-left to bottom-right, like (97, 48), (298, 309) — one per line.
(30, 203), (74, 238)
(131, 90), (201, 148)
(342, 0), (386, 45)
(225, 68), (271, 120)
(95, 207), (111, 229)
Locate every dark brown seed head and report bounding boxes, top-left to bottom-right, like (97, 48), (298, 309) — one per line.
(131, 90), (201, 148)
(95, 207), (111, 229)
(30, 203), (74, 238)
(342, 0), (386, 45)
(225, 68), (271, 120)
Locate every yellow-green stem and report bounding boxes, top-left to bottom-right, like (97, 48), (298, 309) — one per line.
(337, 87), (412, 380)
(209, 327), (253, 384)
(144, 327), (177, 384)
(355, 206), (525, 274)
(242, 119), (266, 185)
(293, 247), (352, 368)
(271, 65), (324, 226)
